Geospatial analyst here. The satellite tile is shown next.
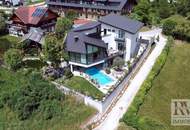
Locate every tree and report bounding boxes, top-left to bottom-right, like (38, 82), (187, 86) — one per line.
(157, 0), (174, 19)
(113, 57), (125, 71)
(4, 49), (23, 70)
(43, 34), (62, 67)
(65, 10), (78, 20)
(176, 0), (190, 17)
(162, 19), (176, 35)
(130, 0), (151, 24)
(55, 17), (72, 39)
(0, 13), (6, 34)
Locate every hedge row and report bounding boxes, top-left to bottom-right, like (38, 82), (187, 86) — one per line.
(121, 36), (174, 130)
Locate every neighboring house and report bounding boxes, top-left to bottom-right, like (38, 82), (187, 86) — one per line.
(73, 19), (92, 28)
(0, 0), (24, 6)
(46, 0), (138, 19)
(65, 14), (143, 72)
(7, 6), (59, 36)
(20, 27), (44, 55)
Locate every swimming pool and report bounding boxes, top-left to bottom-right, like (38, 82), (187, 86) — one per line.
(85, 67), (114, 86)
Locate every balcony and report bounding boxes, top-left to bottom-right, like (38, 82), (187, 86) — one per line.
(41, 21), (56, 28)
(47, 0), (120, 11)
(115, 36), (125, 42)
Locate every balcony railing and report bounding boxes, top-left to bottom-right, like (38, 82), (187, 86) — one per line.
(41, 21), (56, 28)
(47, 0), (120, 10)
(115, 36), (125, 42)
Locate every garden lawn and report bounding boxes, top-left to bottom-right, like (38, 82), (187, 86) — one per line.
(137, 41), (190, 130)
(64, 76), (104, 100)
(0, 68), (96, 130)
(0, 35), (20, 58)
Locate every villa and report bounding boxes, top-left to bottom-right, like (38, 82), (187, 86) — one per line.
(7, 6), (59, 36)
(65, 14), (144, 72)
(46, 0), (138, 19)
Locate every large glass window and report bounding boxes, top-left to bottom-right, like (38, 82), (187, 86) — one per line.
(81, 54), (87, 64)
(118, 30), (125, 38)
(70, 53), (75, 61)
(75, 53), (81, 63)
(118, 42), (124, 51)
(70, 52), (87, 64)
(87, 45), (93, 53)
(87, 45), (98, 54)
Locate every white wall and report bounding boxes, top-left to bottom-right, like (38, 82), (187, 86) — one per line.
(101, 24), (140, 61)
(101, 24), (118, 51)
(130, 32), (139, 57)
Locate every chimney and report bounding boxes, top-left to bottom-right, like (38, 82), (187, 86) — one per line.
(74, 36), (79, 42)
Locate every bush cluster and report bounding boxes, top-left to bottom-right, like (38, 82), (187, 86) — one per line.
(64, 68), (73, 79)
(121, 37), (174, 130)
(162, 15), (190, 41)
(0, 70), (64, 120)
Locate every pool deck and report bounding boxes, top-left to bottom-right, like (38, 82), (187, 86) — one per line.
(73, 69), (118, 94)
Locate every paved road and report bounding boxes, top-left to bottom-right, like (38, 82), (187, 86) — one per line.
(94, 29), (167, 130)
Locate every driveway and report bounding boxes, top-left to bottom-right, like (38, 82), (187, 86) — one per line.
(94, 29), (167, 130)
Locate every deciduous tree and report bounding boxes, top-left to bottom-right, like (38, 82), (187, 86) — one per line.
(55, 17), (72, 39)
(4, 48), (23, 70)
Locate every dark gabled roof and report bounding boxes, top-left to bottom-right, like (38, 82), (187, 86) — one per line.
(47, 0), (128, 11)
(66, 31), (107, 54)
(73, 21), (101, 32)
(99, 14), (144, 34)
(21, 27), (44, 44)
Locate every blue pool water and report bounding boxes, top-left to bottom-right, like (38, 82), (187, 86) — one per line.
(85, 67), (114, 86)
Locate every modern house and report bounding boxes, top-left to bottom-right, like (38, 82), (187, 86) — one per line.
(65, 14), (143, 72)
(46, 0), (138, 19)
(7, 6), (59, 36)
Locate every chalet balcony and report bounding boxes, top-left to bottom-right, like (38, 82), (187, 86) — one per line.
(47, 0), (120, 10)
(41, 21), (56, 28)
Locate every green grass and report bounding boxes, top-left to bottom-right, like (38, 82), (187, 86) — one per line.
(0, 35), (20, 58)
(0, 68), (96, 130)
(63, 76), (104, 100)
(118, 123), (136, 130)
(136, 41), (190, 130)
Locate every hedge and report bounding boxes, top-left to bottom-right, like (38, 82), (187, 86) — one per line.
(121, 36), (174, 130)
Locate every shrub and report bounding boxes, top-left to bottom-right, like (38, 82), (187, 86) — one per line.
(39, 100), (62, 120)
(113, 57), (125, 71)
(105, 68), (111, 74)
(65, 10), (77, 20)
(0, 13), (6, 34)
(64, 68), (73, 79)
(121, 37), (174, 130)
(3, 48), (23, 71)
(0, 70), (65, 120)
(162, 19), (176, 35)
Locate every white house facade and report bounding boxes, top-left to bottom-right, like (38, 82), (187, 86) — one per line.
(65, 14), (144, 71)
(100, 24), (140, 61)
